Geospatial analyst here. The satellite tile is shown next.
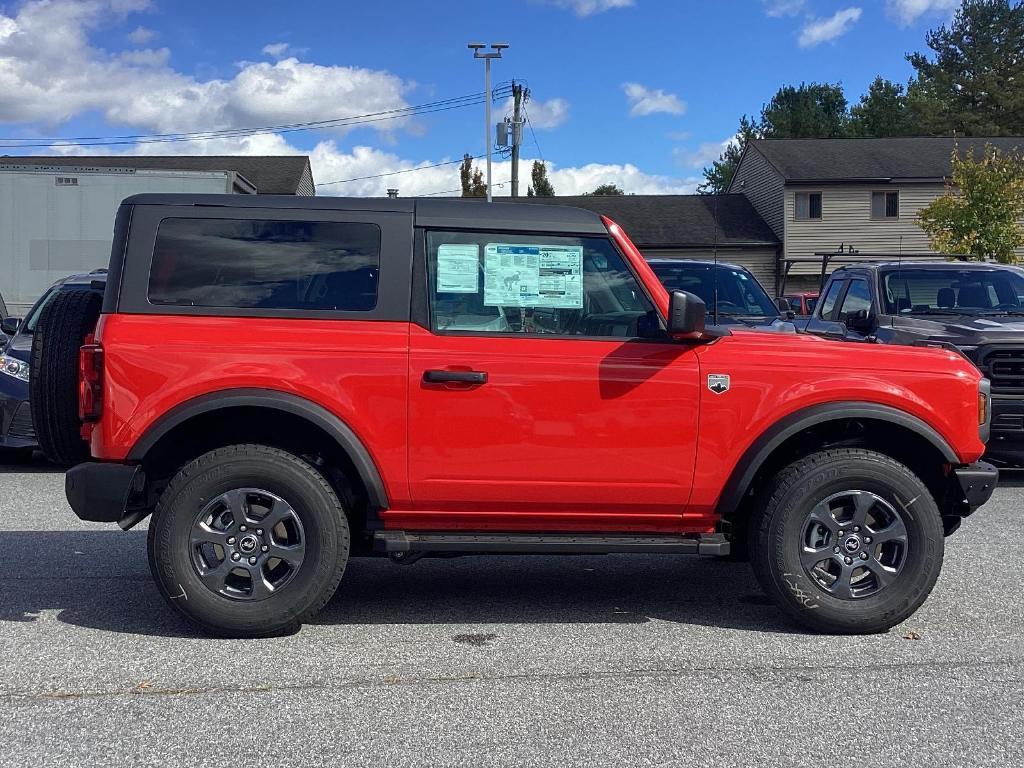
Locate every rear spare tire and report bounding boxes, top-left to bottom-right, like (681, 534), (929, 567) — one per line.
(29, 288), (102, 465)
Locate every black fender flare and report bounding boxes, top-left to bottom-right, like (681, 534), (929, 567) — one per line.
(716, 401), (959, 518)
(127, 388), (389, 509)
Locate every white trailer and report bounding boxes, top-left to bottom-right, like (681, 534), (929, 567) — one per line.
(0, 164), (251, 314)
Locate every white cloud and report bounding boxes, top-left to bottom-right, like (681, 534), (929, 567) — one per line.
(622, 83), (686, 117)
(0, 0), (414, 134)
(126, 25), (154, 45)
(674, 138), (731, 169)
(52, 135), (696, 197)
(544, 0), (634, 17)
(500, 96), (569, 129)
(262, 41), (307, 59)
(885, 0), (958, 26)
(762, 0), (806, 17)
(2, 0), (691, 198)
(798, 7), (862, 48)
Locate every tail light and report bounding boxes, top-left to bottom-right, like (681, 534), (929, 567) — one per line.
(79, 341), (104, 422)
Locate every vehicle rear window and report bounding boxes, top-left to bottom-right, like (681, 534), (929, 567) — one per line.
(148, 218), (381, 311)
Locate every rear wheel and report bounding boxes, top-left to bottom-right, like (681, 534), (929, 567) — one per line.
(148, 444), (350, 637)
(29, 287), (102, 465)
(750, 448), (944, 634)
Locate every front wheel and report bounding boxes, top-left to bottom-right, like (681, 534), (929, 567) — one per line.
(148, 444), (350, 637)
(750, 448), (944, 634)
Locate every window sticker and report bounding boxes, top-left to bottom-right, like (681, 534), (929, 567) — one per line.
(483, 243), (583, 308)
(436, 244), (480, 294)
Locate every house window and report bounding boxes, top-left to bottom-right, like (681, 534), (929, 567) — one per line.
(871, 190), (899, 219)
(795, 192), (822, 220)
(55, 176), (78, 186)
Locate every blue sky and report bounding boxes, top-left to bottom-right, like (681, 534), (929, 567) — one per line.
(0, 0), (959, 195)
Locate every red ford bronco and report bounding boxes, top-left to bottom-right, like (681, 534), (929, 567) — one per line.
(35, 194), (995, 637)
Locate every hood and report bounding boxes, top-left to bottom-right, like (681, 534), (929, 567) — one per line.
(2, 331), (31, 361)
(726, 326), (979, 377)
(889, 313), (1024, 343)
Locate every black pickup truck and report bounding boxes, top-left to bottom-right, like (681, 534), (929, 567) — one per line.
(801, 260), (1024, 464)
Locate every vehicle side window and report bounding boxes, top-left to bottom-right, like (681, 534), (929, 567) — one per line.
(817, 280), (845, 321)
(426, 231), (658, 338)
(837, 279), (872, 322)
(787, 297), (802, 313)
(149, 218), (381, 311)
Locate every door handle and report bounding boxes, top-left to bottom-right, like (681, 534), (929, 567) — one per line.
(423, 370), (488, 384)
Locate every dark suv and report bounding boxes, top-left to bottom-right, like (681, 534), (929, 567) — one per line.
(646, 259), (786, 329)
(0, 271), (106, 458)
(804, 260), (1024, 464)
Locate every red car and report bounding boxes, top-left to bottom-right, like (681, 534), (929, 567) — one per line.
(782, 292), (819, 316)
(33, 194), (995, 638)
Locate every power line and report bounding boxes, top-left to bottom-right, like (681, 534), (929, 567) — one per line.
(318, 153), (486, 187)
(0, 85), (514, 149)
(420, 178), (512, 197)
(524, 105), (544, 164)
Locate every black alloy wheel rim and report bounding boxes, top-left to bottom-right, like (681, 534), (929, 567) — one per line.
(189, 488), (306, 601)
(799, 490), (909, 599)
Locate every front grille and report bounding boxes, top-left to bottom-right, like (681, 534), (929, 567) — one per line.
(8, 402), (35, 440)
(979, 347), (1024, 394)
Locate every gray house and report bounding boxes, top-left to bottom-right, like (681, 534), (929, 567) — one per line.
(729, 136), (1024, 290)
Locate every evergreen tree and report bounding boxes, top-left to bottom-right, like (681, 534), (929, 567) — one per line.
(459, 154), (487, 198)
(528, 160), (555, 197)
(908, 0), (1024, 135)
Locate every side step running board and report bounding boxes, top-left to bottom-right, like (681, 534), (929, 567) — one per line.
(373, 531), (730, 557)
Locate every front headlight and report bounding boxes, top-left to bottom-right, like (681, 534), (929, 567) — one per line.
(0, 355), (29, 382)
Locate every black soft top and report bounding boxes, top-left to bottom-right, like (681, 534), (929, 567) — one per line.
(121, 194), (608, 235)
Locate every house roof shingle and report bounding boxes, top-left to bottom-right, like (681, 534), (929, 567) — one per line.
(748, 136), (1024, 182)
(0, 155), (313, 194)
(511, 194), (779, 248)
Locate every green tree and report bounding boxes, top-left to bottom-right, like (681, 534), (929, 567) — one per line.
(586, 183), (625, 196)
(698, 115), (759, 194)
(908, 0), (1024, 135)
(918, 144), (1024, 262)
(759, 82), (849, 138)
(849, 77), (913, 137)
(459, 154), (486, 198)
(527, 160), (555, 197)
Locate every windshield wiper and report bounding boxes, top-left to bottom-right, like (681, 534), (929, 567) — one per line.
(905, 308), (972, 316)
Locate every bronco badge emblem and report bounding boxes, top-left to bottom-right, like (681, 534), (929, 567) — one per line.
(707, 374), (730, 394)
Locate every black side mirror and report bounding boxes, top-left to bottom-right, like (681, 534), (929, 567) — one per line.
(846, 308), (877, 334)
(775, 298), (791, 313)
(1, 317), (21, 336)
(668, 290), (706, 337)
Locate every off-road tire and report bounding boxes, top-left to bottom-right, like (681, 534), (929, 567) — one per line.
(749, 448), (944, 634)
(148, 444), (350, 638)
(29, 287), (102, 465)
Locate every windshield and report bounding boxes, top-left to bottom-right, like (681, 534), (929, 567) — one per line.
(880, 267), (1024, 315)
(22, 286), (59, 334)
(649, 261), (779, 318)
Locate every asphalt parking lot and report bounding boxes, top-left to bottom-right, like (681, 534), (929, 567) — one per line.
(0, 461), (1022, 767)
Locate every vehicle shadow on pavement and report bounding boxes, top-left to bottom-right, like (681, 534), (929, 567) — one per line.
(317, 554), (797, 633)
(0, 456), (64, 474)
(0, 530), (798, 636)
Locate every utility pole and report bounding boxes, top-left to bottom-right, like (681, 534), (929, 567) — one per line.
(510, 82), (526, 197)
(468, 42), (508, 202)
